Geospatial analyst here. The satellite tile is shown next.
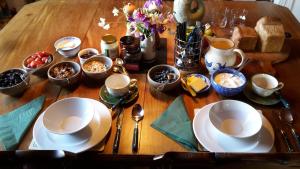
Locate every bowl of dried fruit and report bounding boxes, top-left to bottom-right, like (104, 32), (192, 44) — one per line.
(22, 51), (54, 77)
(47, 61), (81, 87)
(147, 64), (180, 92)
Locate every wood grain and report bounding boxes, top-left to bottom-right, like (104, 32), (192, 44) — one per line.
(0, 0), (300, 156)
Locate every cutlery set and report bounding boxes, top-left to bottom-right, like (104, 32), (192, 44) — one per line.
(112, 104), (144, 154)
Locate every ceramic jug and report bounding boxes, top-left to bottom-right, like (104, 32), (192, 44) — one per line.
(204, 38), (246, 74)
(173, 0), (205, 24)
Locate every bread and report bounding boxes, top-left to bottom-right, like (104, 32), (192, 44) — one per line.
(231, 25), (258, 51)
(255, 16), (285, 52)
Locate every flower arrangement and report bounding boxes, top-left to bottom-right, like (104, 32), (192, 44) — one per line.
(99, 0), (174, 41)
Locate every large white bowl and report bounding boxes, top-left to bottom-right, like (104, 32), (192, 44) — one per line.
(43, 97), (95, 135)
(208, 100), (262, 138)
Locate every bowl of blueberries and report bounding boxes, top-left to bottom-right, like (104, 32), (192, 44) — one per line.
(0, 68), (30, 96)
(147, 64), (180, 92)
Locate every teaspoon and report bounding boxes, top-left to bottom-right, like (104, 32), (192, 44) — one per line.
(131, 104), (144, 152)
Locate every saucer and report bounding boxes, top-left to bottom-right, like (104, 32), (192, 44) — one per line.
(33, 98), (112, 153)
(99, 85), (138, 105)
(243, 82), (280, 105)
(193, 103), (274, 152)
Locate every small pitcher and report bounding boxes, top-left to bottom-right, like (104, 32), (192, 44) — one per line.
(204, 38), (246, 74)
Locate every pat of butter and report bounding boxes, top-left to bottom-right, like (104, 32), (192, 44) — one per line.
(187, 76), (207, 92)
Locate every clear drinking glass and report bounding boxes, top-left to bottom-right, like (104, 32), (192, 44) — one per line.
(218, 7), (229, 28)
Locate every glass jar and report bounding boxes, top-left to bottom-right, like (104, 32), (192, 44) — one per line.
(120, 36), (142, 71)
(101, 34), (119, 60)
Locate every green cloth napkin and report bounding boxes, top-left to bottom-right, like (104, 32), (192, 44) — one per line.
(0, 96), (45, 150)
(151, 95), (198, 151)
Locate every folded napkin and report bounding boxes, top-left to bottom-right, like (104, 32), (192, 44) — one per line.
(151, 95), (198, 151)
(0, 96), (45, 150)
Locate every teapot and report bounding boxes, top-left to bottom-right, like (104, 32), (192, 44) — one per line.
(173, 0), (205, 24)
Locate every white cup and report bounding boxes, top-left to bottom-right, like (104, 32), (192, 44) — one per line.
(78, 48), (99, 65)
(251, 74), (284, 97)
(105, 74), (137, 97)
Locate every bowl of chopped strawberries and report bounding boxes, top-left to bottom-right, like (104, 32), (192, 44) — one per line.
(22, 51), (54, 77)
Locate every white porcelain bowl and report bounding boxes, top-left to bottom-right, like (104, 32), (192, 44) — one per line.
(43, 97), (95, 135)
(208, 100), (262, 138)
(54, 36), (81, 58)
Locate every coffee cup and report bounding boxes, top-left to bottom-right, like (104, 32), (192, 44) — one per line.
(251, 73), (284, 97)
(105, 74), (137, 97)
(78, 48), (99, 65)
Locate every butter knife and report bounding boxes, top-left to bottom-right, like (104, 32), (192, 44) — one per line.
(113, 106), (124, 153)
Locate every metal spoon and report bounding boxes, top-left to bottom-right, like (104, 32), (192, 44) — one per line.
(280, 109), (300, 149)
(115, 58), (128, 75)
(155, 73), (177, 91)
(131, 104), (144, 152)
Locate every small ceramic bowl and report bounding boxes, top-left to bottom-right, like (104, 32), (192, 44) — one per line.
(48, 61), (81, 87)
(147, 64), (180, 92)
(54, 36), (81, 58)
(0, 68), (30, 96)
(181, 73), (211, 94)
(209, 100), (262, 138)
(43, 97), (95, 135)
(22, 52), (54, 77)
(82, 55), (112, 80)
(78, 48), (99, 65)
(211, 68), (246, 97)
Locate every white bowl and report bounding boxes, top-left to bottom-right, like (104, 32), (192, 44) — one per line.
(208, 100), (262, 138)
(43, 97), (95, 135)
(78, 48), (99, 65)
(54, 36), (81, 58)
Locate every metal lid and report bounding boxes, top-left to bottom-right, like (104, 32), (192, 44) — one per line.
(102, 34), (117, 44)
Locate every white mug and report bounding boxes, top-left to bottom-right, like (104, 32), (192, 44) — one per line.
(105, 74), (137, 97)
(251, 73), (284, 97)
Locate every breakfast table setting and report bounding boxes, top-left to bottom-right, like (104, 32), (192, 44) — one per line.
(1, 0), (300, 168)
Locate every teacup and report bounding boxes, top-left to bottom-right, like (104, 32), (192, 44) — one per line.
(251, 73), (284, 97)
(204, 38), (246, 74)
(78, 48), (99, 65)
(105, 74), (137, 97)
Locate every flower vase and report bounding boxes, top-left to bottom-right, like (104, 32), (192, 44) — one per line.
(141, 34), (156, 63)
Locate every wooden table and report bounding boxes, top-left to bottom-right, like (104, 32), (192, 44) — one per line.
(1, 0), (300, 157)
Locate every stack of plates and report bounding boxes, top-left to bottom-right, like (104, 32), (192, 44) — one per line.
(193, 103), (275, 152)
(33, 98), (112, 153)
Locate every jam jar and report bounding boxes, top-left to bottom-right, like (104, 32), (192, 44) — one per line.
(101, 34), (119, 60)
(120, 36), (142, 71)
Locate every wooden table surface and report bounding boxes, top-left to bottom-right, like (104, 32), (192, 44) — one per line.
(1, 0), (300, 155)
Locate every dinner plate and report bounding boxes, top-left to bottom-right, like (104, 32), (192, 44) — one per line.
(193, 103), (274, 152)
(243, 82), (280, 106)
(33, 98), (112, 153)
(99, 85), (138, 105)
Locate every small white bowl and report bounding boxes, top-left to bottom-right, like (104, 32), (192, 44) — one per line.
(54, 36), (81, 58)
(78, 48), (99, 65)
(208, 100), (262, 138)
(43, 97), (95, 135)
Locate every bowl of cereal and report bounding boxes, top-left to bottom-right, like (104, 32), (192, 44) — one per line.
(48, 61), (81, 87)
(82, 55), (112, 80)
(211, 68), (246, 97)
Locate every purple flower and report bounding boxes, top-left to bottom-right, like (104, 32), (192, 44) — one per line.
(128, 16), (135, 22)
(140, 34), (145, 41)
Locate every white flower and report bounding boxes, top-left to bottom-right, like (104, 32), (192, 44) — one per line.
(112, 7), (119, 16)
(103, 24), (110, 30)
(98, 17), (110, 30)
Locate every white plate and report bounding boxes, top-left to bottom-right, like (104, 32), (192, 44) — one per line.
(33, 98), (111, 153)
(193, 103), (274, 152)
